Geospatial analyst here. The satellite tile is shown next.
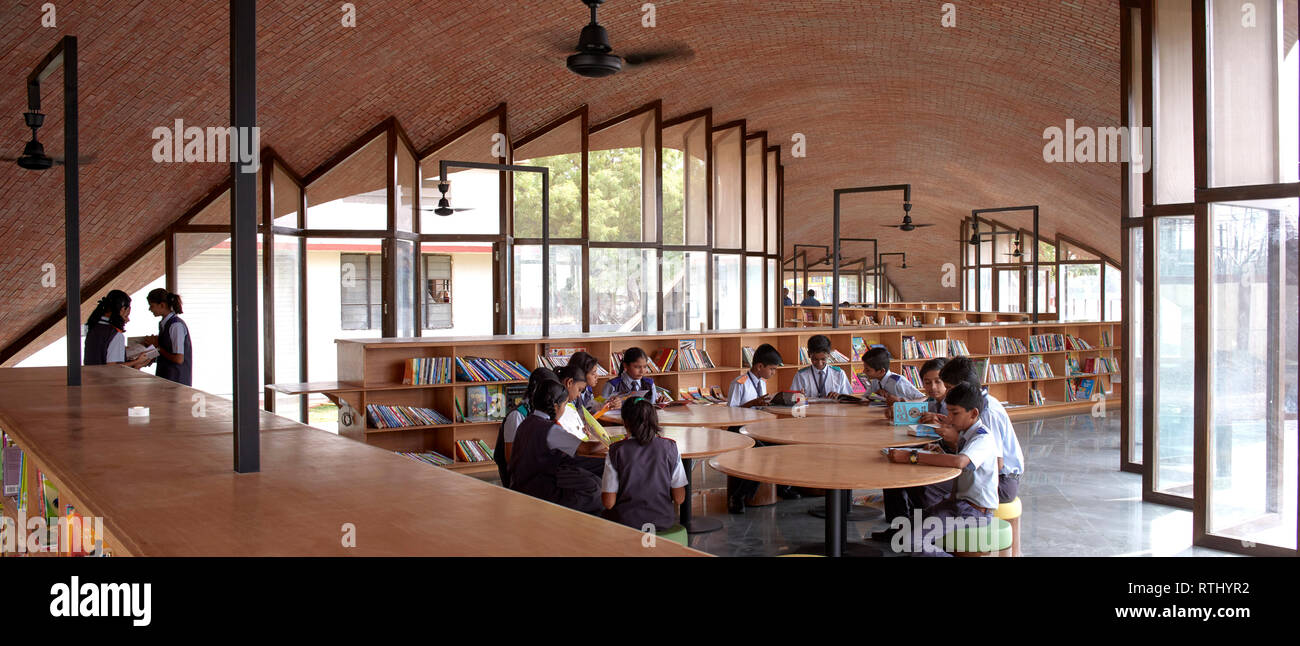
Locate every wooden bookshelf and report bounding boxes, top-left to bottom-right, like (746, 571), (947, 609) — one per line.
(320, 320), (1122, 465)
(782, 305), (1058, 328)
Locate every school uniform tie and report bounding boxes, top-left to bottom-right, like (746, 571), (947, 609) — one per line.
(815, 370), (826, 397)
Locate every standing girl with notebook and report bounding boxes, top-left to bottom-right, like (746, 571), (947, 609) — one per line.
(83, 290), (151, 369)
(600, 398), (687, 532)
(142, 289), (193, 386)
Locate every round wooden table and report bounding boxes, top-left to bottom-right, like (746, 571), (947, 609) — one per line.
(741, 416), (932, 449)
(711, 445), (959, 557)
(660, 426), (755, 534)
(742, 416), (934, 522)
(759, 402), (884, 418)
(603, 404), (776, 429)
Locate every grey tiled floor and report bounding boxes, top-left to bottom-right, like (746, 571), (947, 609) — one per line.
(686, 413), (1237, 557)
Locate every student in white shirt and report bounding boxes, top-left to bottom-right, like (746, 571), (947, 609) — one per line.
(556, 363), (592, 440)
(936, 356), (1025, 504)
(82, 290), (151, 369)
(493, 367), (558, 486)
(724, 344), (800, 509)
(790, 334), (852, 398)
(885, 383), (999, 556)
(872, 357), (952, 543)
(601, 398), (688, 533)
(861, 346), (925, 401)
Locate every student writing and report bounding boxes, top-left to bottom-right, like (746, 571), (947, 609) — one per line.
(83, 290), (152, 369)
(141, 289), (192, 386)
(600, 397), (688, 532)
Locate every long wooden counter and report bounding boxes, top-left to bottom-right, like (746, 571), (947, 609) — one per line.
(0, 366), (706, 557)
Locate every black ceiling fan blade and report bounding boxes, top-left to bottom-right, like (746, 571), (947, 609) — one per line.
(910, 223), (936, 228)
(622, 44), (695, 67)
(419, 207), (473, 213)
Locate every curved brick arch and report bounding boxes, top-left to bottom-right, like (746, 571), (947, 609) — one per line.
(0, 0), (1123, 359)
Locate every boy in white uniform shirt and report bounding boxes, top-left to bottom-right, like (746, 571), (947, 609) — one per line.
(934, 356), (1025, 504)
(724, 344), (800, 510)
(861, 347), (925, 401)
(886, 383), (999, 556)
(790, 334), (852, 398)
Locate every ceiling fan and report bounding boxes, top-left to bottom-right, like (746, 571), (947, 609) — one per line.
(1001, 237), (1025, 259)
(3, 111), (95, 169)
(550, 0), (695, 78)
(881, 202), (933, 232)
(420, 181), (473, 216)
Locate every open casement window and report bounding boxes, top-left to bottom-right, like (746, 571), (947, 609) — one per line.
(712, 125), (743, 250)
(662, 114), (709, 247)
(589, 106), (658, 243)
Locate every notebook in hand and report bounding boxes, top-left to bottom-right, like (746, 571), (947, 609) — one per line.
(892, 401), (928, 425)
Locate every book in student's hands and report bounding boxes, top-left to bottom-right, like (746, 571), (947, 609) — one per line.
(892, 400), (928, 425)
(907, 424), (941, 438)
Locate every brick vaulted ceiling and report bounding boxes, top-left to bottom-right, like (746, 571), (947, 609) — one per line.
(0, 0), (1126, 361)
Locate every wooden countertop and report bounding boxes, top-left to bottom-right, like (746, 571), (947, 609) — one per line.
(740, 416), (932, 449)
(711, 445), (960, 490)
(0, 367), (706, 557)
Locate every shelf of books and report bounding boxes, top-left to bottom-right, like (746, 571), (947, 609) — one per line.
(782, 305), (1058, 328)
(1, 430), (116, 557)
(324, 320), (1122, 468)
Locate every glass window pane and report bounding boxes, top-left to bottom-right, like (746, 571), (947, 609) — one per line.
(998, 270), (1020, 312)
(176, 235), (263, 398)
(305, 135), (387, 230)
(1209, 0), (1298, 186)
(514, 116), (583, 239)
(1062, 264), (1101, 321)
(746, 256), (764, 328)
(979, 268), (992, 311)
(745, 139), (765, 253)
(662, 116), (708, 246)
(271, 162), (301, 228)
(394, 239), (416, 337)
(1037, 265), (1058, 314)
(1128, 227), (1145, 464)
(767, 258), (777, 328)
(421, 242), (495, 335)
(395, 140), (416, 233)
(1207, 198), (1298, 549)
(712, 127), (742, 249)
(663, 251), (708, 332)
(590, 112), (654, 242)
(1153, 0), (1195, 204)
(964, 268), (976, 309)
(713, 254), (741, 329)
(512, 245), (582, 334)
(1127, 6), (1147, 217)
(590, 248), (658, 332)
(1105, 263), (1122, 321)
(420, 118), (502, 234)
(1153, 216), (1196, 497)
(272, 235), (302, 422)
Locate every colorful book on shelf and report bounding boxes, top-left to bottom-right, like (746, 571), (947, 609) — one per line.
(828, 349), (851, 363)
(454, 439), (495, 462)
(466, 385), (491, 421)
(948, 339), (970, 356)
(851, 336), (867, 361)
(455, 357), (531, 382)
(798, 347), (811, 364)
(366, 404), (453, 429)
(403, 357), (454, 385)
(2, 444), (20, 497)
(1101, 330), (1113, 347)
(504, 383), (528, 412)
(709, 385), (727, 402)
(741, 346), (755, 367)
(611, 351), (661, 374)
(396, 450), (454, 467)
(1030, 388), (1046, 406)
(652, 348), (677, 372)
(1027, 355), (1054, 379)
(991, 336), (1028, 355)
(900, 364), (923, 389)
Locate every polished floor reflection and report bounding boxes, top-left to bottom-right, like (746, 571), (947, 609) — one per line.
(683, 412), (1237, 557)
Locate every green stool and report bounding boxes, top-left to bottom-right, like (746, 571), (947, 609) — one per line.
(656, 524), (689, 547)
(942, 518), (1013, 557)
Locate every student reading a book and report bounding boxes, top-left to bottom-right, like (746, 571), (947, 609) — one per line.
(799, 289), (821, 307)
(566, 351), (602, 412)
(790, 334), (852, 398)
(556, 363), (593, 440)
(931, 356), (1025, 505)
(493, 367), (558, 486)
(600, 397), (688, 532)
(83, 290), (152, 369)
(871, 357), (951, 543)
(603, 347), (668, 403)
(509, 380), (606, 514)
(884, 383), (1000, 556)
(861, 347), (925, 408)
(724, 344), (799, 510)
(140, 288), (192, 386)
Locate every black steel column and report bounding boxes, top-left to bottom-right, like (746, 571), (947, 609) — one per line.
(542, 173), (550, 337)
(62, 37), (79, 385)
(230, 0), (259, 473)
(832, 193), (841, 328)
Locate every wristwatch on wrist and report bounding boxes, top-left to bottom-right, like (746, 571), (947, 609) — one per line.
(909, 449), (919, 464)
